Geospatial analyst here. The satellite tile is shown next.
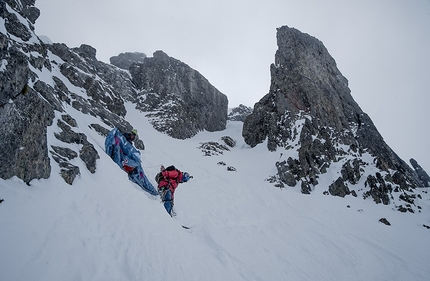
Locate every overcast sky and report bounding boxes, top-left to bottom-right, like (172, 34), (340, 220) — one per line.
(34, 0), (430, 173)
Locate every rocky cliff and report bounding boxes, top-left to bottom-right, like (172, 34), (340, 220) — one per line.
(227, 104), (252, 122)
(410, 158), (430, 187)
(243, 26), (423, 210)
(1, 1), (426, 212)
(110, 52), (146, 70)
(0, 0), (228, 184)
(0, 0), (52, 183)
(129, 50), (228, 139)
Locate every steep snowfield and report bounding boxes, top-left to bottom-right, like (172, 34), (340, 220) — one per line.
(1, 104), (429, 281)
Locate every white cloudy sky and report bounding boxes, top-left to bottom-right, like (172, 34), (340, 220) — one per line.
(34, 0), (430, 173)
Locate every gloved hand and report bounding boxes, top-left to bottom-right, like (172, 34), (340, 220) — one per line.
(181, 172), (192, 182)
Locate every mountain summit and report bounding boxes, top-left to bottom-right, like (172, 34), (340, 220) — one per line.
(1, 2), (430, 281)
(129, 50), (228, 139)
(243, 26), (422, 208)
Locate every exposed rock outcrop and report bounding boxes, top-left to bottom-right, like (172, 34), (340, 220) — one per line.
(410, 158), (430, 187)
(129, 50), (228, 139)
(243, 25), (421, 206)
(110, 52), (146, 70)
(0, 1), (228, 184)
(0, 0), (52, 183)
(228, 104), (253, 122)
(0, 1), (142, 184)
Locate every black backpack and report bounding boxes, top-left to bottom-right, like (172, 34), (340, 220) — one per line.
(165, 165), (176, 171)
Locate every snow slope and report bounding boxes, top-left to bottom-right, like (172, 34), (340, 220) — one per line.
(1, 104), (429, 281)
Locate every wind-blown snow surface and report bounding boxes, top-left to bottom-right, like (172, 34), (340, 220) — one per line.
(1, 104), (429, 281)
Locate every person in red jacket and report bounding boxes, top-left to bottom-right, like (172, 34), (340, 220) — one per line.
(155, 165), (191, 216)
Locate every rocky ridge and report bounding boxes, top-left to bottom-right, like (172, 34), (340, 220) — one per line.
(410, 158), (430, 187)
(243, 26), (425, 212)
(129, 50), (228, 139)
(0, 2), (427, 213)
(227, 104), (252, 122)
(110, 51), (146, 70)
(0, 0), (228, 184)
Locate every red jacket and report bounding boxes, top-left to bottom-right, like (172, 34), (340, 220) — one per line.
(157, 169), (183, 194)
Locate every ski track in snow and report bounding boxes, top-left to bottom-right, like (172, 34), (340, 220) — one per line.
(0, 102), (429, 281)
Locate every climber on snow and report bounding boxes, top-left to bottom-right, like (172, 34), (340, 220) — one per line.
(123, 128), (138, 145)
(105, 127), (158, 196)
(155, 165), (192, 216)
(121, 129), (138, 174)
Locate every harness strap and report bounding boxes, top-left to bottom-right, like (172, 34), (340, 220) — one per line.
(158, 188), (174, 203)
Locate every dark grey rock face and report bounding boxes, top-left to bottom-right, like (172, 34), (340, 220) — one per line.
(0, 0), (53, 184)
(0, 35), (30, 106)
(243, 26), (357, 150)
(329, 177), (351, 198)
(0, 1), (130, 184)
(363, 173), (391, 205)
(0, 89), (54, 183)
(54, 117), (99, 174)
(48, 43), (129, 117)
(110, 52), (146, 70)
(410, 158), (430, 187)
(1, 0), (38, 41)
(228, 104), (253, 122)
(129, 50), (228, 139)
(0, 2), (228, 184)
(243, 26), (421, 205)
(50, 146), (80, 185)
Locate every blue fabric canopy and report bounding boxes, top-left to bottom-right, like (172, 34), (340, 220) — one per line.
(105, 128), (158, 196)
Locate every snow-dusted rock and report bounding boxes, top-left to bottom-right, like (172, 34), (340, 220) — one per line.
(243, 25), (421, 206)
(129, 50), (228, 139)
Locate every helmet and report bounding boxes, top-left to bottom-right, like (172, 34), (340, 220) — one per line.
(131, 129), (138, 135)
